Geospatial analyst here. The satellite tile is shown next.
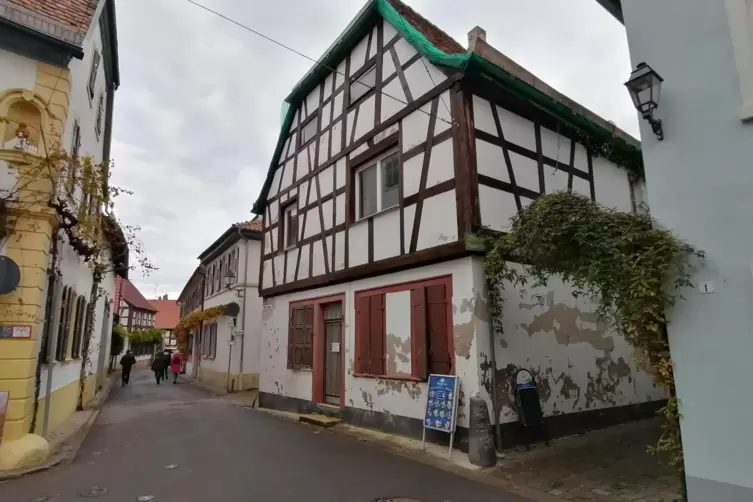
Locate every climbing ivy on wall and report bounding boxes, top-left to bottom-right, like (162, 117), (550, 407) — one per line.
(483, 192), (702, 476)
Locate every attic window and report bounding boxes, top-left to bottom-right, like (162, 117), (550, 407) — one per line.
(349, 65), (376, 105)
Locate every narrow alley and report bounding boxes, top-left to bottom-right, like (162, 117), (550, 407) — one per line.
(0, 371), (528, 502)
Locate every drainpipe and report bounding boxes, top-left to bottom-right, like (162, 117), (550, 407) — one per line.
(238, 227), (250, 391)
(31, 232), (59, 434)
(225, 318), (234, 392)
(42, 239), (63, 437)
(486, 279), (502, 452)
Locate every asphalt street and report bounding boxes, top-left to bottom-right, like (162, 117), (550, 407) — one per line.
(0, 370), (529, 502)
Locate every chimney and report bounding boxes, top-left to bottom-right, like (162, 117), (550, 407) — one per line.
(468, 26), (486, 51)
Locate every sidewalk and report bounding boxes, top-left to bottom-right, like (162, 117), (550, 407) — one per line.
(0, 375), (115, 481)
(251, 404), (681, 502)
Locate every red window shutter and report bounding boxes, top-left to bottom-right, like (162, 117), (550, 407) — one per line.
(303, 305), (314, 368)
(427, 284), (452, 375)
(355, 295), (370, 374)
(368, 294), (385, 375)
(411, 287), (428, 379)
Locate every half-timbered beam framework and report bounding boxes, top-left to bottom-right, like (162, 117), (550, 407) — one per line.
(256, 3), (639, 298)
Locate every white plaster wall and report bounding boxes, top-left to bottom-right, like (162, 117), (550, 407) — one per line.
(200, 238), (262, 390)
(0, 49), (39, 196)
(62, 16), (107, 165)
(622, 0), (753, 495)
(39, 244), (115, 398)
(385, 290), (412, 377)
(416, 191), (457, 251)
(260, 257), (483, 428)
(473, 94), (634, 233)
(200, 288), (237, 378)
(492, 265), (665, 423)
(0, 48), (37, 90)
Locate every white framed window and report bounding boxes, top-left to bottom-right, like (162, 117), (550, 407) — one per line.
(282, 203), (298, 248)
(349, 65), (377, 105)
(356, 151), (399, 219)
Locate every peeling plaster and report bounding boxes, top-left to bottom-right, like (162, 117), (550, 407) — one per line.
(386, 332), (411, 376)
(361, 390), (374, 410)
(375, 379), (422, 400)
(584, 356), (633, 408)
(453, 320), (474, 359)
(262, 298), (276, 322)
(519, 292), (613, 353)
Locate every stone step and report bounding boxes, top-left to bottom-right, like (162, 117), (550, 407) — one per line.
(298, 413), (342, 428)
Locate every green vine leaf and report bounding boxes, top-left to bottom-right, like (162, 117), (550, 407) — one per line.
(482, 191), (702, 474)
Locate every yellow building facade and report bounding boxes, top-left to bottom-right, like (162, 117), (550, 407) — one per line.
(0, 0), (121, 470)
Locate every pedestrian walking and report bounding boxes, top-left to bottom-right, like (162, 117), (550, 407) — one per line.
(119, 350), (136, 386)
(162, 349), (172, 380)
(170, 352), (183, 384)
(152, 351), (167, 384)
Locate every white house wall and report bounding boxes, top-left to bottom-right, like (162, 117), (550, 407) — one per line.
(490, 265), (665, 423)
(260, 19), (457, 291)
(472, 95), (634, 232)
(197, 238), (262, 391)
(39, 239), (115, 398)
(260, 257), (485, 428)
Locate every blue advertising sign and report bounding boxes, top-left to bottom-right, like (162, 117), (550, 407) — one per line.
(423, 374), (459, 433)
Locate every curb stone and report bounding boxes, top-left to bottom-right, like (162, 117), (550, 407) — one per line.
(0, 375), (116, 481)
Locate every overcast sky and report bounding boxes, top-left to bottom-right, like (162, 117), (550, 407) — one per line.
(110, 0), (634, 299)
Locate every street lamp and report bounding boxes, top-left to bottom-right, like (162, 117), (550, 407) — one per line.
(223, 269), (235, 289)
(625, 62), (664, 140)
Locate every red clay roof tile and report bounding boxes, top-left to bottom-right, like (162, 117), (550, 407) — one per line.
(7, 0), (97, 34)
(386, 0), (466, 54)
(235, 219), (263, 232)
(119, 279), (158, 312)
(150, 299), (181, 329)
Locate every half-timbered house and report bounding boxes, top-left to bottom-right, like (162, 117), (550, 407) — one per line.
(253, 0), (664, 449)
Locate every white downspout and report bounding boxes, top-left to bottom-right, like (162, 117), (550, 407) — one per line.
(238, 229), (250, 391)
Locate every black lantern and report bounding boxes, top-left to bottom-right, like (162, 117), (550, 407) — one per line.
(223, 269), (235, 289)
(625, 62), (664, 140)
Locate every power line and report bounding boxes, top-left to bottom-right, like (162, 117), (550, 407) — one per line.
(182, 0), (453, 126)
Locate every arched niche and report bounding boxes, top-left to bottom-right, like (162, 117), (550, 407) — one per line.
(0, 89), (61, 156)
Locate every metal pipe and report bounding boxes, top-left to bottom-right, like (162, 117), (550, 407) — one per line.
(238, 227), (250, 391)
(225, 324), (233, 392)
(42, 271), (62, 437)
(31, 230), (58, 433)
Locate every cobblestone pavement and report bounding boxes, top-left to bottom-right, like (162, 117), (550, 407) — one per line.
(494, 419), (682, 502)
(0, 370), (531, 502)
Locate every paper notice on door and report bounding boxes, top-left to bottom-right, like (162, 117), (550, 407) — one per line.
(331, 342), (340, 353)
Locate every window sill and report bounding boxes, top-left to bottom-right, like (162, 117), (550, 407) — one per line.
(353, 373), (425, 382)
(354, 204), (399, 225)
(289, 367), (313, 372)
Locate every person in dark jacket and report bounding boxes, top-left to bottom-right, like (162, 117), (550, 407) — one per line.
(162, 349), (172, 380)
(119, 350), (136, 386)
(151, 351), (168, 384)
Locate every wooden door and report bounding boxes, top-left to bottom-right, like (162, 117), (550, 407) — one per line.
(323, 302), (343, 405)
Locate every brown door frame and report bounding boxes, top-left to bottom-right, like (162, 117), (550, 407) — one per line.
(292, 293), (346, 407)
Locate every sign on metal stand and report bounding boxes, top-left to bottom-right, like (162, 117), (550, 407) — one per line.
(421, 374), (460, 458)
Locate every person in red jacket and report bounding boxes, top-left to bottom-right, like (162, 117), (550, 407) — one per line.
(170, 352), (183, 384)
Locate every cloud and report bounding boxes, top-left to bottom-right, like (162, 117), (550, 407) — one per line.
(111, 0), (634, 298)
